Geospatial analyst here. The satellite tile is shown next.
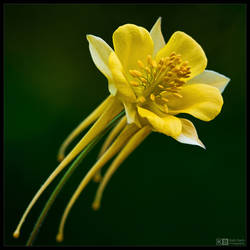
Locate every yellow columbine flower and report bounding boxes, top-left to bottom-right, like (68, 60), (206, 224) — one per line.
(13, 17), (230, 243)
(86, 17), (229, 145)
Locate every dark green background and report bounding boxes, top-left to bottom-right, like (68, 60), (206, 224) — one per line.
(4, 4), (246, 246)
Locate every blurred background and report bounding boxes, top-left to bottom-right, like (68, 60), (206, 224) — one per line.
(4, 4), (246, 246)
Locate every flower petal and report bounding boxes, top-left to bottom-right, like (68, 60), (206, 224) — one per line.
(167, 84), (223, 121)
(137, 106), (182, 138)
(150, 17), (165, 57)
(86, 35), (114, 79)
(186, 70), (230, 93)
(112, 24), (154, 73)
(123, 101), (141, 127)
(175, 118), (205, 149)
(156, 31), (207, 79)
(108, 51), (137, 102)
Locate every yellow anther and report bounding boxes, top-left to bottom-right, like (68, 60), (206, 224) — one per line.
(167, 89), (178, 93)
(161, 65), (166, 71)
(167, 72), (173, 77)
(150, 93), (155, 101)
(159, 58), (164, 65)
(170, 52), (176, 57)
(165, 57), (170, 62)
(175, 79), (185, 85)
(158, 84), (164, 89)
(176, 54), (181, 60)
(138, 96), (146, 103)
(168, 81), (176, 85)
(130, 70), (142, 77)
(173, 93), (183, 98)
(172, 86), (182, 91)
(137, 60), (145, 68)
(178, 70), (185, 76)
(140, 77), (148, 83)
(172, 66), (180, 72)
(157, 64), (163, 69)
(152, 60), (157, 68)
(130, 81), (140, 87)
(160, 91), (167, 96)
(182, 61), (189, 66)
(145, 67), (151, 74)
(147, 55), (153, 65)
(161, 97), (169, 103)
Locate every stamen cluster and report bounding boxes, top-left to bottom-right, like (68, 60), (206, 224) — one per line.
(129, 51), (191, 112)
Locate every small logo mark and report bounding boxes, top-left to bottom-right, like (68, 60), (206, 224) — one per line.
(216, 238), (245, 246)
(216, 238), (229, 246)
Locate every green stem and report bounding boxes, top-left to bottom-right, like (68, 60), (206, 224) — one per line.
(26, 110), (125, 246)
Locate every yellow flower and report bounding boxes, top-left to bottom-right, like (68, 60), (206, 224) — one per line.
(13, 17), (230, 243)
(87, 17), (229, 146)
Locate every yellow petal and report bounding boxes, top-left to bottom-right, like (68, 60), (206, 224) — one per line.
(150, 17), (165, 57)
(137, 106), (182, 138)
(108, 51), (137, 102)
(112, 24), (154, 73)
(156, 31), (207, 79)
(123, 101), (141, 127)
(186, 70), (230, 93)
(176, 118), (205, 149)
(87, 35), (114, 79)
(167, 84), (223, 121)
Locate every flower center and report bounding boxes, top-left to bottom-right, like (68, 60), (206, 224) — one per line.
(129, 51), (191, 112)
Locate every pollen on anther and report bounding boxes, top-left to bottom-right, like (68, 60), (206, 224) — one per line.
(140, 77), (147, 83)
(147, 55), (153, 64)
(173, 93), (183, 98)
(138, 96), (146, 103)
(129, 70), (142, 77)
(130, 81), (140, 87)
(161, 97), (169, 103)
(145, 67), (151, 74)
(150, 93), (155, 101)
(160, 91), (167, 96)
(170, 52), (176, 57)
(152, 60), (157, 68)
(137, 60), (144, 68)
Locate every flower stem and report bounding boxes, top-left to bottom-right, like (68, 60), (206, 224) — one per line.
(26, 110), (125, 246)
